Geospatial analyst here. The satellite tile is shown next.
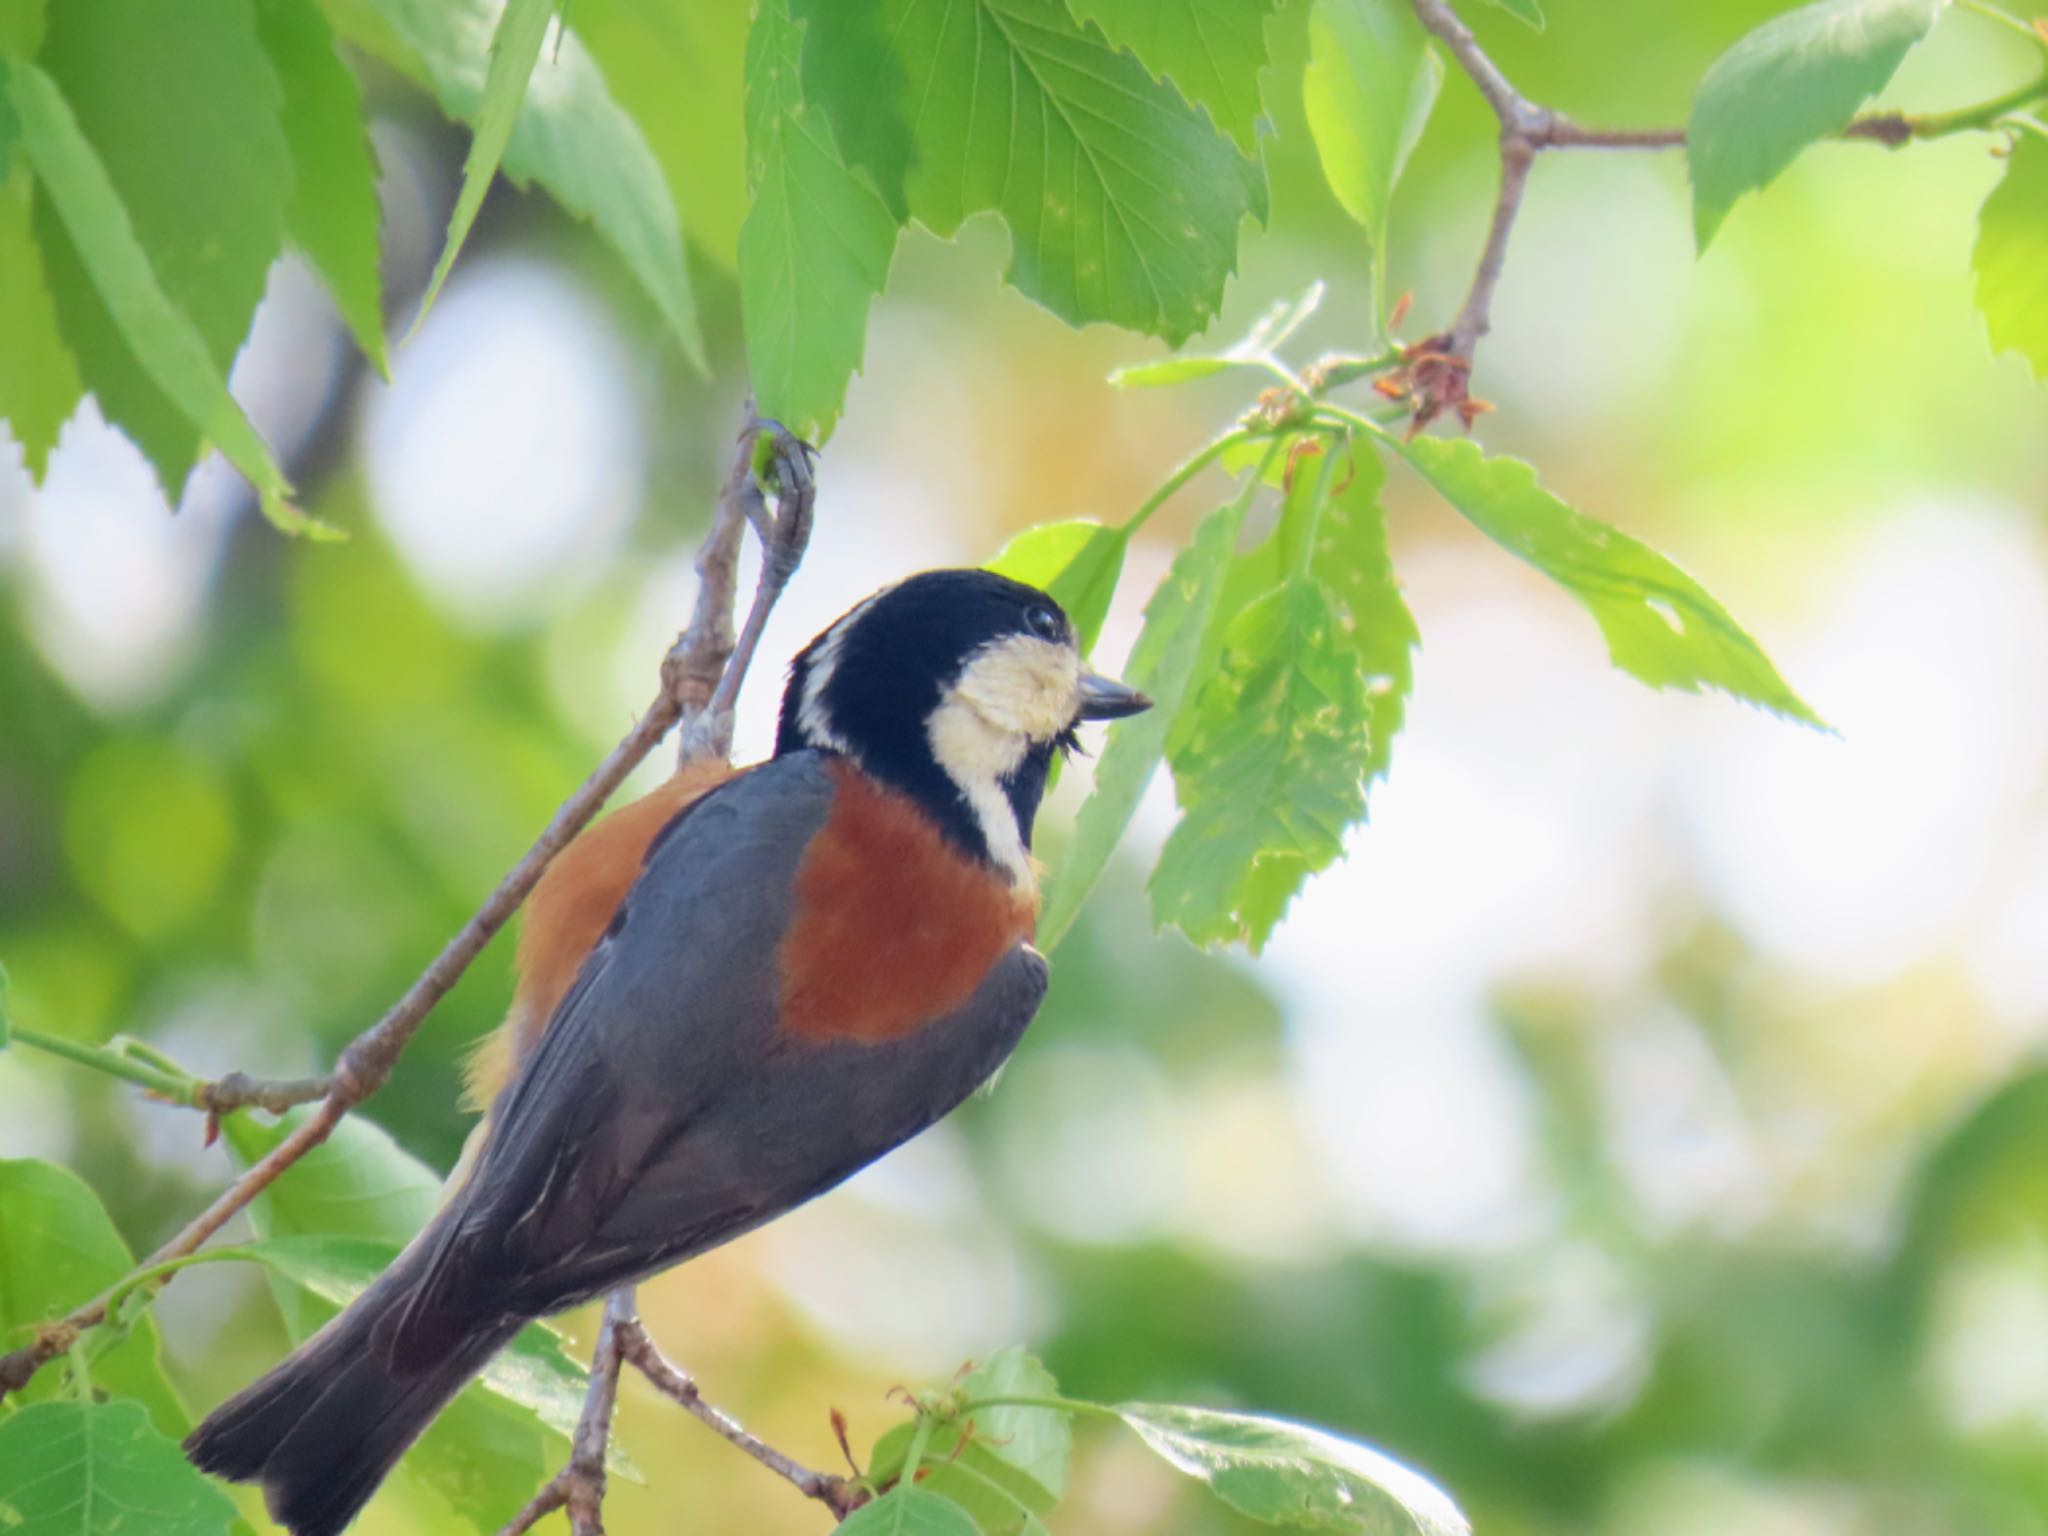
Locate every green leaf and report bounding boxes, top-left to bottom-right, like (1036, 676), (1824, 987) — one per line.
(986, 519), (1131, 655)
(254, 0), (388, 373)
(0, 1400), (236, 1536)
(792, 0), (1266, 345)
(1472, 0), (1544, 28)
(956, 1349), (1072, 1501)
(739, 0), (899, 443)
(1687, 0), (1945, 249)
(1303, 0), (1441, 323)
(220, 1111), (560, 1527)
(0, 962), (10, 1047)
(1150, 579), (1375, 950)
(866, 1421), (1057, 1535)
(334, 0), (705, 369)
(416, 0), (554, 333)
(4, 63), (315, 535)
(1116, 1403), (1469, 1536)
(29, 0), (303, 517)
(838, 1486), (984, 1536)
(1973, 131), (2048, 381)
(1394, 434), (1820, 724)
(0, 1159), (189, 1434)
(573, 0), (748, 271)
(0, 172), (81, 479)
(1038, 483), (1259, 950)
(1063, 0), (1277, 154)
(1315, 450), (1415, 787)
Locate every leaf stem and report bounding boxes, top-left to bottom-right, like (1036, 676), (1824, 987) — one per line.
(1958, 0), (2048, 46)
(1122, 426), (1258, 535)
(7, 1025), (198, 1102)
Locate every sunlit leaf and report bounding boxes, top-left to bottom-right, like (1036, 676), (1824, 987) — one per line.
(1150, 578), (1375, 950)
(960, 1348), (1072, 1501)
(1394, 434), (1821, 724)
(1973, 131), (2048, 382)
(838, 1486), (984, 1536)
(1314, 450), (1415, 787)
(0, 1401), (236, 1536)
(1116, 1402), (1469, 1535)
(0, 1159), (189, 1434)
(415, 0), (553, 333)
(791, 0), (1266, 345)
(1303, 0), (1441, 320)
(1064, 0), (1277, 154)
(1687, 0), (1944, 249)
(867, 1421), (1057, 1536)
(0, 173), (81, 478)
(986, 519), (1131, 655)
(739, 0), (898, 442)
(254, 0), (387, 373)
(1039, 487), (1259, 950)
(0, 60), (311, 536)
(333, 0), (705, 369)
(1472, 0), (1544, 28)
(574, 0), (748, 271)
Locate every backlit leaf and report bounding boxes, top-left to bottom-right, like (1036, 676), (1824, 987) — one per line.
(739, 0), (898, 442)
(334, 0), (705, 368)
(1473, 0), (1544, 28)
(1039, 486), (1259, 950)
(986, 519), (1130, 655)
(0, 171), (82, 477)
(415, 0), (554, 332)
(33, 0), (291, 508)
(0, 1159), (189, 1434)
(1117, 1402), (1469, 1535)
(255, 0), (388, 372)
(792, 0), (1266, 345)
(1303, 0), (1441, 323)
(0, 1401), (236, 1536)
(838, 1487), (983, 1536)
(1688, 0), (1944, 249)
(1, 58), (314, 534)
(1973, 131), (2048, 381)
(1395, 434), (1820, 724)
(1064, 0), (1277, 154)
(1150, 579), (1375, 950)
(574, 0), (748, 271)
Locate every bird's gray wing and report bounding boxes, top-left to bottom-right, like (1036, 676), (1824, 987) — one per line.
(412, 750), (1046, 1320)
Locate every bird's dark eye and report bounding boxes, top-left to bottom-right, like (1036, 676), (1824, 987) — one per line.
(1024, 604), (1063, 641)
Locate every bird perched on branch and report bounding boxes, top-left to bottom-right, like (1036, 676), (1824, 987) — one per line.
(185, 569), (1149, 1536)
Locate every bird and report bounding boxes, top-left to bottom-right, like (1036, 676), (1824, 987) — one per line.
(184, 568), (1151, 1536)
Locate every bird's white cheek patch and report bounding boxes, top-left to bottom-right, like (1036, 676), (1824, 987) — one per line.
(952, 636), (1082, 739)
(927, 701), (1034, 887)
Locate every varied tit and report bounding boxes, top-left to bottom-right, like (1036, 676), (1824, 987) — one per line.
(185, 569), (1151, 1536)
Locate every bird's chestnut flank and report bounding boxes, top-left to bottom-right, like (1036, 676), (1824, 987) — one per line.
(184, 568), (1150, 1536)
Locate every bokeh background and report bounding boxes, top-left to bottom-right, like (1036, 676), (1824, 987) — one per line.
(5, 1), (2048, 1532)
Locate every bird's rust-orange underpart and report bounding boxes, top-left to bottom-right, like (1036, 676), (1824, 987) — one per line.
(777, 759), (1037, 1044)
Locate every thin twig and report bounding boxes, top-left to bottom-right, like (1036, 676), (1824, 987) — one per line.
(617, 1319), (858, 1519)
(0, 406), (817, 1403)
(496, 1292), (636, 1536)
(1397, 0), (2046, 427)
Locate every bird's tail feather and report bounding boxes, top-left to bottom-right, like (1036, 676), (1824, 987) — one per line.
(185, 1255), (518, 1536)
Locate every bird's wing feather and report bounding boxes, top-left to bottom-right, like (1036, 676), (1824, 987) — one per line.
(410, 750), (1046, 1321)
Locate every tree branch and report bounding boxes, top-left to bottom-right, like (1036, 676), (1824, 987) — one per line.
(1395, 0), (2047, 428)
(0, 404), (818, 1403)
(496, 1291), (636, 1536)
(617, 1318), (857, 1519)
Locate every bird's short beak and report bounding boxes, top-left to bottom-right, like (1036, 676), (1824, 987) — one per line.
(1076, 670), (1152, 721)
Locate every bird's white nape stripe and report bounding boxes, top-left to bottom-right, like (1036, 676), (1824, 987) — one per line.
(796, 594), (878, 756)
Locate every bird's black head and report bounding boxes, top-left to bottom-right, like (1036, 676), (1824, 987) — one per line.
(776, 569), (1150, 885)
